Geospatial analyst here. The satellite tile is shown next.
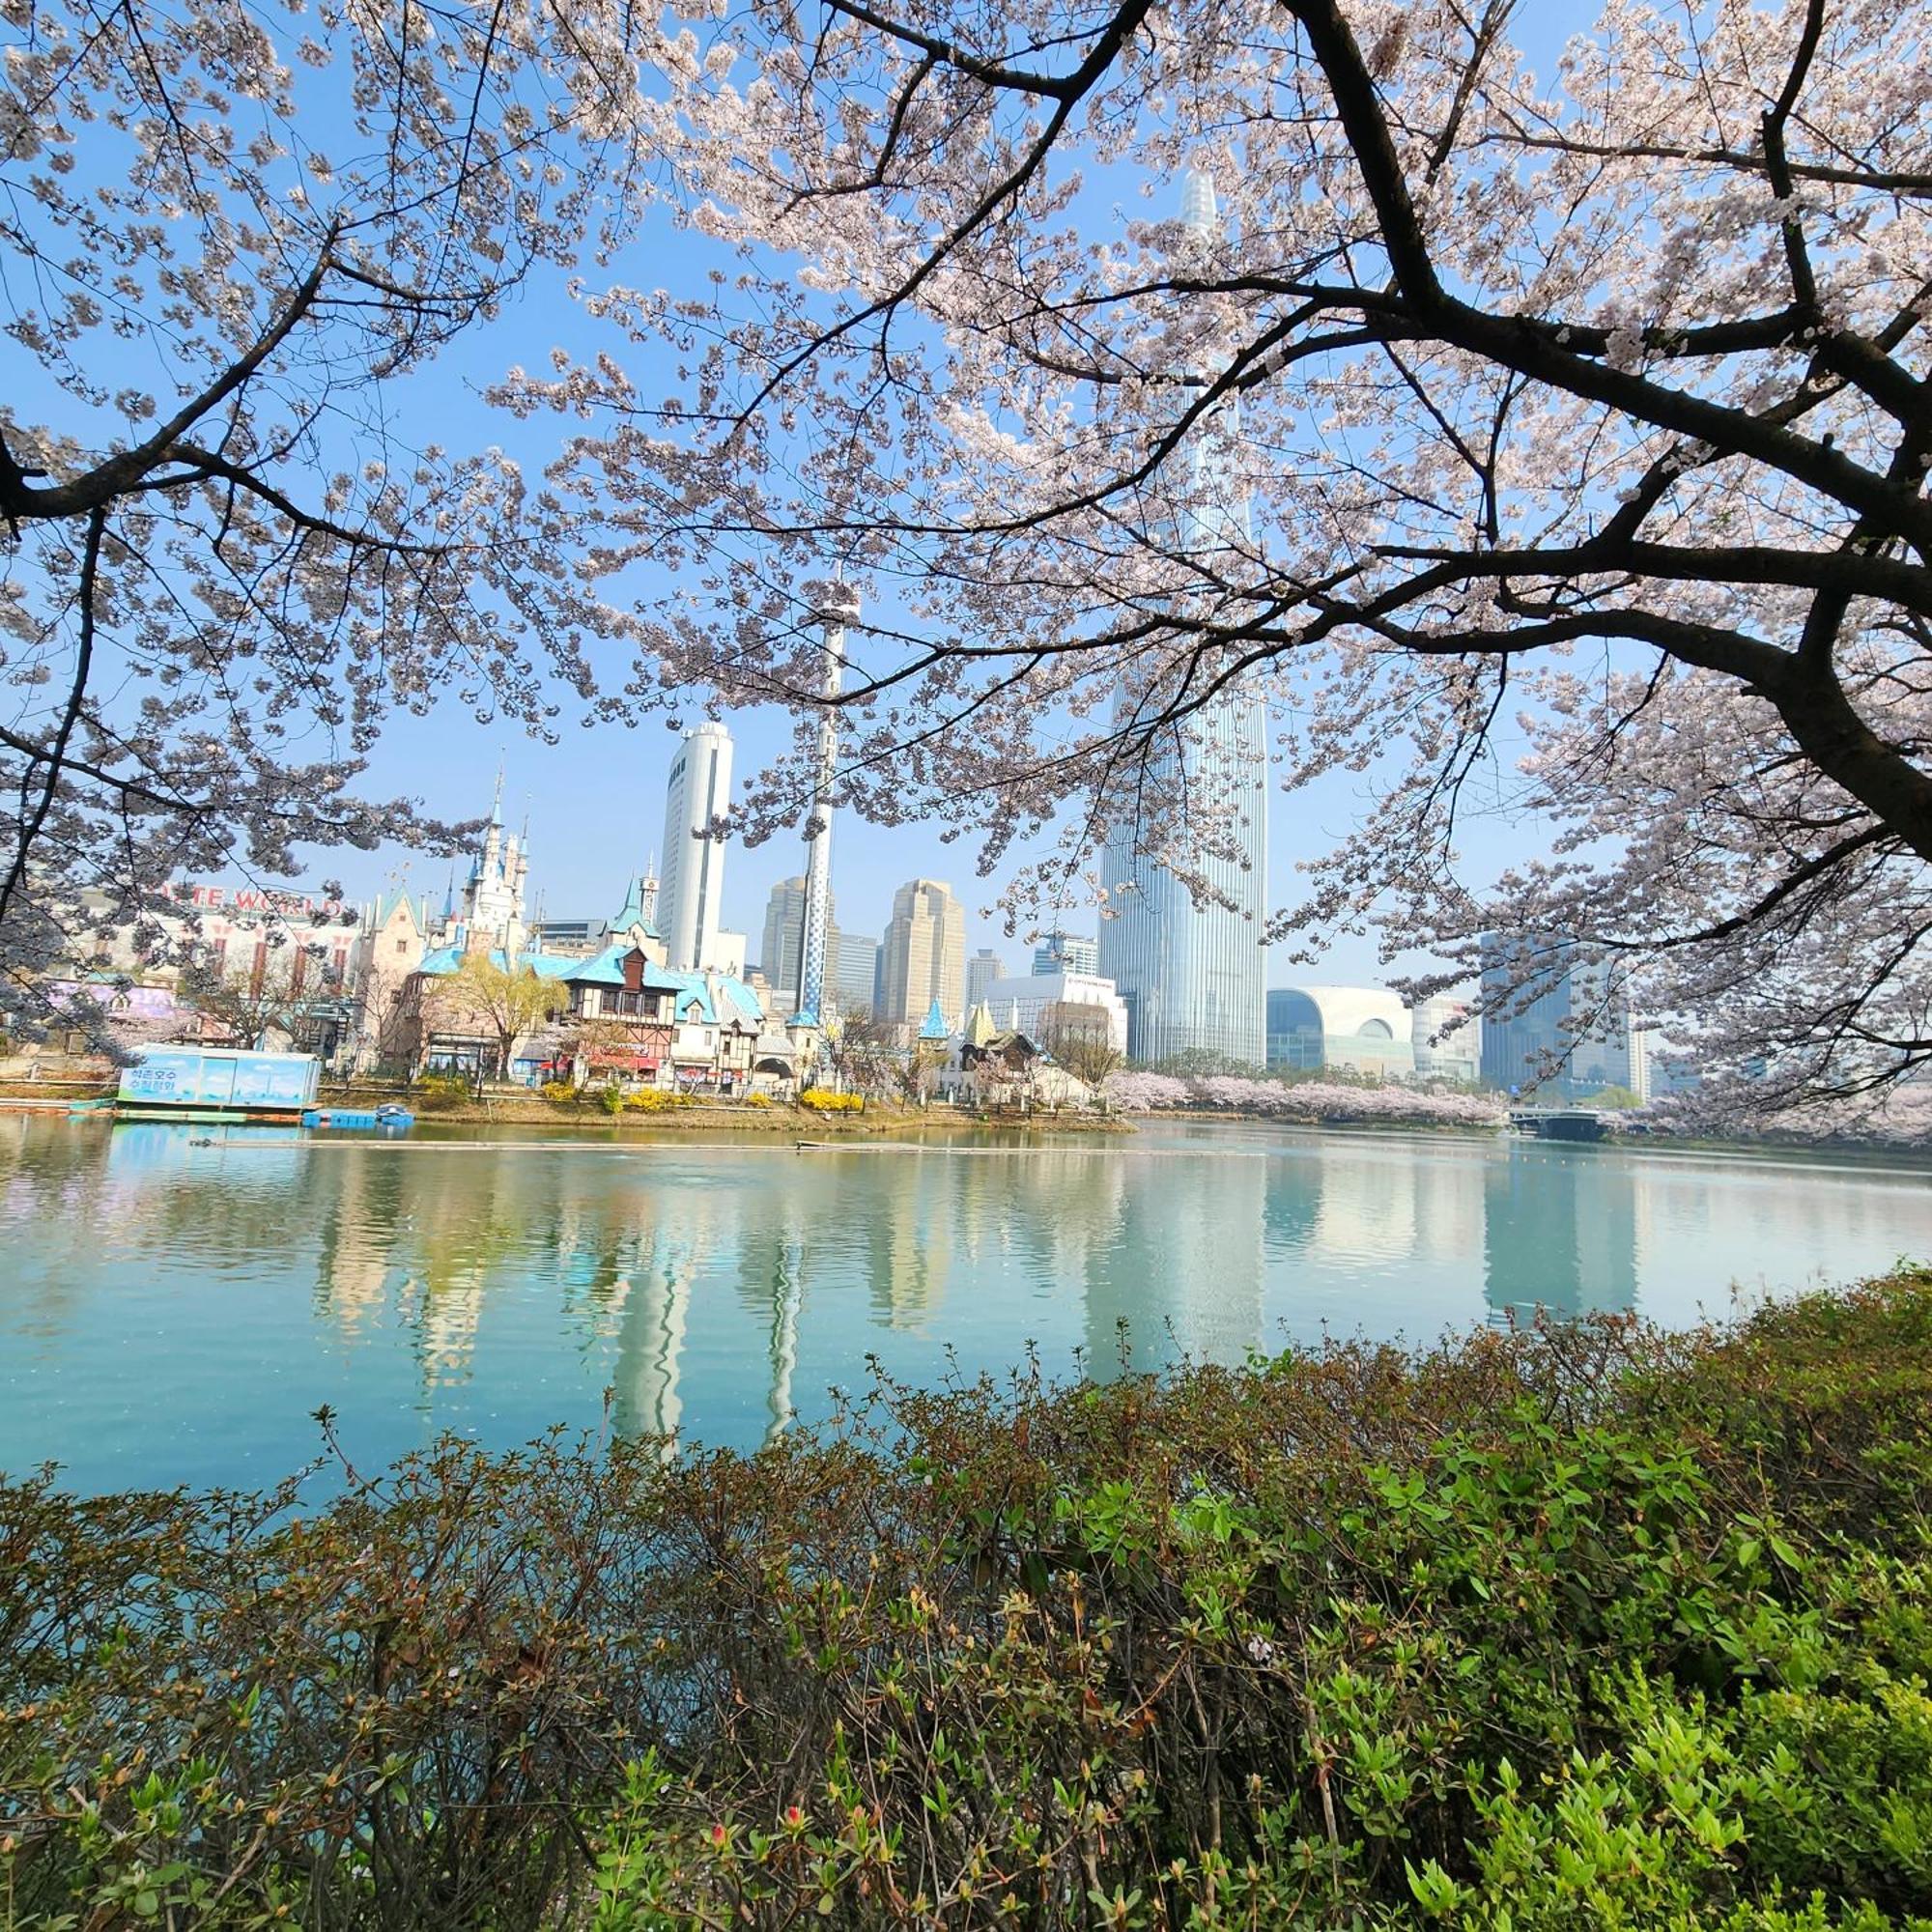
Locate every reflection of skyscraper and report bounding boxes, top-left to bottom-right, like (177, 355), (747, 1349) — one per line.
(1096, 170), (1266, 1068)
(1084, 1149), (1265, 1369)
(659, 723), (733, 972)
(865, 1152), (953, 1326)
(1482, 1143), (1637, 1323)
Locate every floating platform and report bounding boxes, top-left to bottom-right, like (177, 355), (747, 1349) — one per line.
(114, 1106), (259, 1125)
(301, 1106), (415, 1132)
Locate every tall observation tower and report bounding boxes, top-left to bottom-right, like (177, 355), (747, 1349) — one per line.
(1094, 168), (1269, 1067)
(793, 583), (860, 1029)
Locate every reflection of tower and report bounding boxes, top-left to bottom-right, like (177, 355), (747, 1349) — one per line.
(611, 1231), (694, 1445)
(1095, 167), (1267, 1068)
(796, 588), (857, 1028)
(1483, 1143), (1637, 1323)
(765, 1230), (805, 1447)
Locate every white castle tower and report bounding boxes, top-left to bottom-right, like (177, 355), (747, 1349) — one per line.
(459, 766), (529, 953)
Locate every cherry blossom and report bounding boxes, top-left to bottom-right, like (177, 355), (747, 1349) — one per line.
(504, 0), (1932, 1109)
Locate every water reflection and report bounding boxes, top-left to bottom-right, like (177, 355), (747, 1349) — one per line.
(2, 1117), (1929, 1492)
(1483, 1142), (1639, 1322)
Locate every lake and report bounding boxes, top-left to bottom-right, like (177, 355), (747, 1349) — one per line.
(3, 1115), (1928, 1493)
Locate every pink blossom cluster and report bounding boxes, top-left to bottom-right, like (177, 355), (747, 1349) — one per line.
(1104, 1072), (1504, 1129)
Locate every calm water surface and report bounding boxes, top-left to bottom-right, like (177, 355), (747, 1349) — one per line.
(3, 1115), (1929, 1492)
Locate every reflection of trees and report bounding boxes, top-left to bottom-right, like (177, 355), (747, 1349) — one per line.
(1483, 1144), (1638, 1324)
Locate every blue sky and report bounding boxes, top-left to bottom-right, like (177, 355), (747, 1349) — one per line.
(249, 2), (1594, 980)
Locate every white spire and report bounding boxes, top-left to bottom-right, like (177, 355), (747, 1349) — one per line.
(1180, 166), (1218, 240)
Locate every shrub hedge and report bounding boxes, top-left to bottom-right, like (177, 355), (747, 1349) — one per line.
(4, 1272), (1932, 1928)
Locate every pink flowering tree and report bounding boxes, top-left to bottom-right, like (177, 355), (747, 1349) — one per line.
(1108, 1069), (1503, 1127)
(11, 0), (1932, 1118)
(0, 0), (660, 1009)
(499, 0), (1932, 1113)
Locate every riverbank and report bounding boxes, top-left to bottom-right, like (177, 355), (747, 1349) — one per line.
(5, 1268), (1930, 1929)
(375, 1090), (1133, 1136)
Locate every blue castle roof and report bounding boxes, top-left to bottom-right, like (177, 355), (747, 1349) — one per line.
(917, 998), (951, 1042)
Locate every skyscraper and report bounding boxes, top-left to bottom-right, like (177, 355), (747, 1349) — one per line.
(832, 931), (879, 1012)
(1033, 932), (1097, 977)
(1479, 933), (1635, 1098)
(658, 722), (732, 972)
(965, 948), (1007, 1009)
(758, 875), (830, 1000)
(879, 879), (966, 1032)
(1095, 168), (1267, 1067)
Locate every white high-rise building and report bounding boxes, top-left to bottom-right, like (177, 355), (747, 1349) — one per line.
(658, 723), (733, 972)
(1096, 167), (1267, 1068)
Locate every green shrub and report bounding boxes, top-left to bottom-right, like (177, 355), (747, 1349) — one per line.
(4, 1272), (1932, 1928)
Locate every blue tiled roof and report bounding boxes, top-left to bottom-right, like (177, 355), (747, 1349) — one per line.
(416, 946), (579, 980)
(560, 945), (686, 991)
(607, 876), (662, 940)
(660, 970), (715, 1024)
(564, 944), (634, 987)
(918, 998), (951, 1042)
(714, 976), (765, 1026)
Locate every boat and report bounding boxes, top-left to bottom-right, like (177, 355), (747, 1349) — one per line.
(302, 1103), (415, 1132)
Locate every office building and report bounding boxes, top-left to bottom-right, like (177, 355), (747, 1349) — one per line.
(1479, 933), (1637, 1098)
(1410, 992), (1482, 1085)
(978, 971), (1129, 1055)
(1033, 932), (1098, 976)
(965, 948), (1007, 1009)
(658, 723), (732, 972)
(1266, 987), (1415, 1079)
(758, 876), (822, 1000)
(878, 879), (965, 1032)
(758, 878), (878, 1017)
(1094, 167), (1266, 1068)
(833, 931), (879, 1013)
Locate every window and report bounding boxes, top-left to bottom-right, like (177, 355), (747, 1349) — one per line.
(395, 939), (408, 953)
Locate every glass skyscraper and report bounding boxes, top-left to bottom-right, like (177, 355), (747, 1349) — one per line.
(1096, 168), (1267, 1067)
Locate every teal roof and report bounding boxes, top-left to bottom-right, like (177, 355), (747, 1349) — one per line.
(660, 970), (715, 1024)
(918, 998), (951, 1042)
(368, 889), (428, 932)
(714, 976), (765, 1027)
(608, 876), (661, 940)
(416, 946), (578, 980)
(562, 945), (687, 992)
